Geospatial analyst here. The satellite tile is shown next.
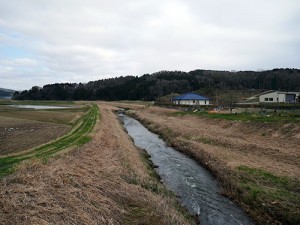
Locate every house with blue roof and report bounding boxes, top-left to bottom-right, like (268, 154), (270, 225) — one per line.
(172, 93), (210, 105)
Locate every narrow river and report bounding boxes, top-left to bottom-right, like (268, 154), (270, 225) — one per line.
(120, 114), (254, 225)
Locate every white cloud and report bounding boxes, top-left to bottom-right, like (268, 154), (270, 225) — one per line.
(0, 0), (299, 90)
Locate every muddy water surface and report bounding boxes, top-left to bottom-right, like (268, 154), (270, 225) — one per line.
(120, 114), (254, 225)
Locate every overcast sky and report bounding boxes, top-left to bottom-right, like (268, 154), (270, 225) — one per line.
(0, 0), (299, 90)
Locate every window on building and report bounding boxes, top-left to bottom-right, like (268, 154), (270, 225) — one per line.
(264, 98), (268, 101)
(269, 98), (273, 101)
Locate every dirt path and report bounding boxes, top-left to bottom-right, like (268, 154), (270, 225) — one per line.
(0, 103), (194, 225)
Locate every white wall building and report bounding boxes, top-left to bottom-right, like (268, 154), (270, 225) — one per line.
(259, 91), (300, 103)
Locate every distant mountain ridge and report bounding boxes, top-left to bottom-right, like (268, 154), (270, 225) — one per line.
(0, 88), (15, 98)
(13, 68), (300, 101)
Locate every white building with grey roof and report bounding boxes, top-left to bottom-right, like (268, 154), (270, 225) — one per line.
(259, 91), (300, 103)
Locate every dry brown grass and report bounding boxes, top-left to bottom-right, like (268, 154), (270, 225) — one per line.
(125, 105), (300, 225)
(130, 106), (300, 179)
(0, 103), (195, 225)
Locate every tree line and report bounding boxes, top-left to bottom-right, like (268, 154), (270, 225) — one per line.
(13, 68), (300, 101)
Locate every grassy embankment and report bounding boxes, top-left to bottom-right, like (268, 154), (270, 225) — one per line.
(0, 104), (98, 177)
(174, 110), (300, 123)
(175, 111), (300, 224)
(127, 106), (300, 225)
(237, 166), (299, 225)
(0, 103), (197, 224)
(185, 111), (299, 224)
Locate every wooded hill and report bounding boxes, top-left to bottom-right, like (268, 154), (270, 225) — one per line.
(13, 68), (300, 101)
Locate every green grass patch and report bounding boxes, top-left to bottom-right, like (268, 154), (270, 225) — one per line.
(237, 166), (300, 224)
(0, 104), (99, 177)
(184, 134), (215, 144)
(77, 136), (92, 146)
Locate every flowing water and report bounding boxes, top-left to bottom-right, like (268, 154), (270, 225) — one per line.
(120, 113), (254, 225)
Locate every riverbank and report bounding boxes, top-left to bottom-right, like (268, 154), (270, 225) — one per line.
(123, 105), (300, 225)
(0, 103), (196, 224)
(121, 113), (254, 225)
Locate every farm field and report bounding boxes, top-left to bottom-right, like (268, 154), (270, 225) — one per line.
(0, 102), (195, 225)
(0, 101), (85, 156)
(118, 103), (300, 225)
(0, 115), (69, 155)
(0, 101), (98, 176)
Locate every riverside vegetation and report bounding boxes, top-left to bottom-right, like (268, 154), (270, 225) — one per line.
(118, 103), (300, 225)
(0, 102), (196, 224)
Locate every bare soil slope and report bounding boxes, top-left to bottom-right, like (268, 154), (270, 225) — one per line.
(0, 103), (194, 225)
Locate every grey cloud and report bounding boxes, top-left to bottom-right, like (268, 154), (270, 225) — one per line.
(0, 0), (299, 90)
